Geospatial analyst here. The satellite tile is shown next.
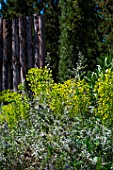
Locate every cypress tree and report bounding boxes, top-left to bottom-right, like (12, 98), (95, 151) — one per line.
(58, 0), (98, 82)
(58, 0), (81, 82)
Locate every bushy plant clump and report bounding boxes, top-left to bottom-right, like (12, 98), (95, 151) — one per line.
(0, 67), (113, 169)
(26, 67), (91, 117)
(94, 68), (113, 126)
(85, 54), (113, 126)
(0, 113), (112, 170)
(0, 90), (30, 129)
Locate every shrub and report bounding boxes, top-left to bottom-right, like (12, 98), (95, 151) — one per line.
(0, 111), (112, 169)
(49, 79), (91, 117)
(26, 67), (91, 118)
(0, 90), (30, 129)
(0, 67), (113, 169)
(94, 68), (113, 126)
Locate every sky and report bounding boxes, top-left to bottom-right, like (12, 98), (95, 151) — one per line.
(0, 0), (7, 9)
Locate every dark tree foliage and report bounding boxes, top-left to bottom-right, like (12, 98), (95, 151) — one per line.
(58, 0), (98, 82)
(43, 1), (60, 82)
(77, 0), (100, 74)
(0, 0), (34, 18)
(1, 0), (113, 82)
(96, 0), (113, 55)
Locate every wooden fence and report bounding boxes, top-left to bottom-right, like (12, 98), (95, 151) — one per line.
(0, 14), (45, 91)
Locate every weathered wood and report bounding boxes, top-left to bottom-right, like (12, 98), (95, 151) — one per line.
(19, 17), (26, 85)
(12, 18), (19, 91)
(0, 18), (3, 91)
(7, 20), (12, 90)
(15, 18), (20, 85)
(26, 16), (33, 69)
(2, 19), (12, 90)
(34, 14), (45, 68)
(34, 14), (39, 68)
(0, 14), (45, 91)
(2, 19), (7, 90)
(38, 15), (45, 68)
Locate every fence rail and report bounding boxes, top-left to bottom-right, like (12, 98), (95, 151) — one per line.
(0, 14), (45, 91)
